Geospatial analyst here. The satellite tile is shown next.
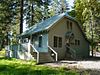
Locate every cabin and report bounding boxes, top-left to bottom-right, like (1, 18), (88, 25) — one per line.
(6, 13), (90, 63)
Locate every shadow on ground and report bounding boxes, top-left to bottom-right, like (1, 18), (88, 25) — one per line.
(0, 64), (77, 75)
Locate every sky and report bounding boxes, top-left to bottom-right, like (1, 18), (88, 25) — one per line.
(67, 0), (74, 9)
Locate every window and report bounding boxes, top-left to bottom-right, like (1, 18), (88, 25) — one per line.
(22, 38), (29, 43)
(58, 37), (62, 47)
(39, 36), (42, 47)
(67, 21), (69, 29)
(67, 21), (73, 30)
(75, 39), (77, 45)
(54, 36), (58, 47)
(54, 36), (62, 48)
(75, 39), (80, 45)
(78, 40), (80, 45)
(70, 22), (72, 30)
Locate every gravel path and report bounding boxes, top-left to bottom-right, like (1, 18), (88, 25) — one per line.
(44, 60), (100, 70)
(60, 60), (100, 70)
(43, 60), (100, 75)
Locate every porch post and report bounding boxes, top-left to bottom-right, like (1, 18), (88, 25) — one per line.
(28, 35), (32, 59)
(28, 39), (31, 54)
(17, 39), (21, 58)
(18, 39), (21, 51)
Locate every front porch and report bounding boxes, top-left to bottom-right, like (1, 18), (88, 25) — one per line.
(5, 39), (58, 63)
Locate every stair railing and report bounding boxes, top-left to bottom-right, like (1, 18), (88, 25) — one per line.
(48, 46), (58, 61)
(66, 45), (76, 59)
(30, 44), (39, 63)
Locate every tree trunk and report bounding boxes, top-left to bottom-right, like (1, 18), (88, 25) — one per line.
(31, 3), (34, 26)
(20, 0), (24, 34)
(91, 30), (94, 57)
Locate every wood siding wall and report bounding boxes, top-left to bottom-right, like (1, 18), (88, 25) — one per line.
(48, 17), (89, 60)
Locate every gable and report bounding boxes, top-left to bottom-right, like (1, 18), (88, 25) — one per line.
(48, 16), (89, 43)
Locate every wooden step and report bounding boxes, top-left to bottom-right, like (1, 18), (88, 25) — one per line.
(30, 51), (54, 63)
(39, 52), (54, 63)
(31, 52), (37, 59)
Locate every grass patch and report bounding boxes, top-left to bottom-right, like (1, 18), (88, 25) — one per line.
(0, 57), (80, 75)
(0, 49), (6, 57)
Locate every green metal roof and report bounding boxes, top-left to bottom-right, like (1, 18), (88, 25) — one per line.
(19, 13), (84, 38)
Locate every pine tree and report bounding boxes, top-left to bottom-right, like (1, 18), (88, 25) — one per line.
(0, 0), (16, 49)
(74, 0), (100, 56)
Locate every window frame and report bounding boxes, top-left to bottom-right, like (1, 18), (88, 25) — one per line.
(53, 36), (62, 48)
(58, 37), (62, 48)
(75, 39), (80, 45)
(78, 40), (80, 45)
(67, 21), (69, 29)
(54, 36), (58, 48)
(70, 22), (72, 30)
(75, 39), (77, 45)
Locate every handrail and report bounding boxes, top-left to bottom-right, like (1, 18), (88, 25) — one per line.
(30, 44), (38, 53)
(66, 45), (76, 58)
(30, 44), (39, 63)
(48, 46), (58, 61)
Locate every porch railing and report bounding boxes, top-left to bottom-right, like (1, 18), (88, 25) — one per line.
(48, 46), (58, 61)
(30, 44), (39, 63)
(20, 43), (28, 52)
